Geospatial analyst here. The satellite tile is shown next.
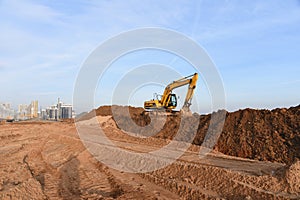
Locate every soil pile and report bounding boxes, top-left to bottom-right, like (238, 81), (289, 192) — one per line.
(212, 106), (299, 165)
(76, 105), (145, 122)
(285, 161), (300, 194)
(93, 104), (300, 164)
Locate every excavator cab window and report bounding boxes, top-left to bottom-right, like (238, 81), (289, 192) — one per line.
(168, 94), (177, 107)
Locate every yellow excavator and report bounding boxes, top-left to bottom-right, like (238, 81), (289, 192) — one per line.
(144, 73), (198, 112)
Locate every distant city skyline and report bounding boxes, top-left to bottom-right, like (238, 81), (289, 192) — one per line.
(0, 1), (299, 113)
(0, 97), (74, 120)
(0, 98), (70, 110)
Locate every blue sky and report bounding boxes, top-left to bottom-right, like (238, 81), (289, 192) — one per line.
(0, 0), (299, 113)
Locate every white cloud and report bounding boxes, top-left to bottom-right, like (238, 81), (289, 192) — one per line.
(1, 0), (64, 25)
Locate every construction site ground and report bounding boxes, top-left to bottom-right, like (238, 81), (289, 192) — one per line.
(0, 105), (299, 199)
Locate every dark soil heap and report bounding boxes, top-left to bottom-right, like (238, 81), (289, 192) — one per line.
(91, 104), (299, 165)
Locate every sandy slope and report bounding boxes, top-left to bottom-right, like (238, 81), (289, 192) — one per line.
(0, 117), (299, 199)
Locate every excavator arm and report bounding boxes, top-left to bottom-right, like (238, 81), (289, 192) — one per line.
(182, 73), (198, 111)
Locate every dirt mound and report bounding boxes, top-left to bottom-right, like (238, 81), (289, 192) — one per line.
(285, 160), (300, 194)
(97, 105), (144, 116)
(76, 105), (145, 122)
(213, 105), (300, 165)
(94, 104), (300, 165)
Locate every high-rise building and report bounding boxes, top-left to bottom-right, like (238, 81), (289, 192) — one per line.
(61, 104), (72, 119)
(42, 98), (74, 120)
(18, 104), (28, 120)
(0, 103), (14, 120)
(3, 103), (11, 109)
(27, 100), (39, 118)
(46, 105), (58, 120)
(40, 109), (47, 120)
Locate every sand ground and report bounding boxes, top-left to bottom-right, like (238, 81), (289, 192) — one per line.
(0, 116), (299, 199)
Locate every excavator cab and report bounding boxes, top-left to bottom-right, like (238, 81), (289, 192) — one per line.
(167, 93), (177, 108)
